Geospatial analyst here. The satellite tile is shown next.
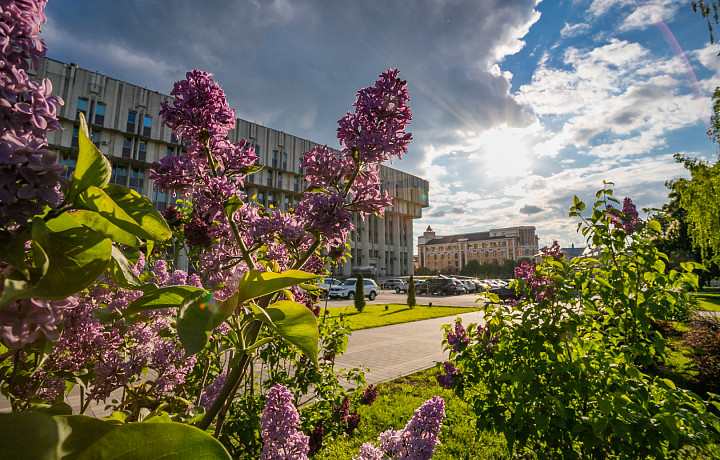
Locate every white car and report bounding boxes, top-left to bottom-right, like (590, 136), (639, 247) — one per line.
(329, 278), (379, 300)
(318, 277), (342, 297)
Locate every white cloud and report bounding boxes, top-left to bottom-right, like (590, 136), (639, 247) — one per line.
(561, 22), (591, 38)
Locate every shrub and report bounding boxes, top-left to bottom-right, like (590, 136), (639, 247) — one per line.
(439, 186), (720, 458)
(355, 273), (366, 313)
(407, 275), (416, 308)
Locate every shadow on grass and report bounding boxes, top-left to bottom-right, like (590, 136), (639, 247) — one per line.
(380, 307), (413, 316)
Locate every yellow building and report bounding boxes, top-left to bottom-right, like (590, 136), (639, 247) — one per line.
(417, 226), (539, 274)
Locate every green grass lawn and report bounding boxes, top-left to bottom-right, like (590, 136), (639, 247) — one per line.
(313, 367), (514, 460)
(692, 291), (720, 312)
(318, 304), (480, 331)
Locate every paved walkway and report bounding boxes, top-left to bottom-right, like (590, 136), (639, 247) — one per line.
(0, 310), (484, 415)
(334, 310), (484, 386)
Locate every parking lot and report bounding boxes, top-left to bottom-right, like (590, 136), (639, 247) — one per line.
(320, 289), (485, 308)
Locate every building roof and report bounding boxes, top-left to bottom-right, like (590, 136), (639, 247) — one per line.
(422, 231), (506, 245)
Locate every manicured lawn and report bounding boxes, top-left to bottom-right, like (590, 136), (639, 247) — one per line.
(692, 291), (720, 312)
(318, 304), (480, 331)
(313, 368), (514, 460)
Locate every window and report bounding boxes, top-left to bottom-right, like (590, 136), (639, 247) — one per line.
(171, 132), (178, 144)
(257, 192), (265, 206)
(284, 197), (290, 211)
(143, 115), (152, 137)
(152, 186), (168, 212)
(268, 192), (275, 208)
(122, 138), (132, 158)
(282, 152), (287, 170)
(127, 111), (137, 133)
(166, 147), (174, 157)
(129, 168), (145, 194)
(266, 170), (272, 187)
(90, 131), (100, 147)
(94, 102), (106, 126)
(276, 172), (282, 189)
(272, 150), (278, 168)
(110, 165), (128, 186)
(248, 172), (254, 183)
(77, 98), (88, 120)
(61, 155), (77, 178)
(137, 141), (147, 162)
(293, 177), (299, 192)
(71, 127), (79, 149)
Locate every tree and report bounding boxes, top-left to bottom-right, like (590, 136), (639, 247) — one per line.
(415, 266), (433, 276)
(672, 155), (720, 269)
(407, 275), (416, 308)
(354, 272), (366, 313)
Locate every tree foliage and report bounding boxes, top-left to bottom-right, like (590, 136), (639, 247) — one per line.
(407, 275), (416, 309)
(673, 155), (720, 267)
(354, 272), (366, 313)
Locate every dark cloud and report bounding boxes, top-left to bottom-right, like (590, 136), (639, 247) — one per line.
(43, 0), (539, 153)
(519, 204), (543, 215)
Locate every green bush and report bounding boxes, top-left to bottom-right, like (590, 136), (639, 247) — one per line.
(354, 272), (366, 313)
(440, 185), (720, 458)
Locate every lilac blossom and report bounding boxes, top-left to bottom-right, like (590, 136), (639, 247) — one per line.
(295, 191), (352, 251)
(436, 361), (462, 389)
(361, 384), (377, 406)
(540, 241), (563, 259)
(0, 0), (65, 228)
(446, 319), (470, 351)
(199, 372), (227, 411)
(358, 396), (446, 460)
(260, 384), (310, 460)
(337, 69), (412, 164)
(0, 296), (76, 349)
(308, 422), (324, 456)
(605, 197), (642, 236)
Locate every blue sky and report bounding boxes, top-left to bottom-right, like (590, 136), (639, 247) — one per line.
(42, 0), (720, 248)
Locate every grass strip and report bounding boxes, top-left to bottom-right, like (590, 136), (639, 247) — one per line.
(693, 292), (720, 312)
(313, 367), (513, 460)
(319, 304), (480, 331)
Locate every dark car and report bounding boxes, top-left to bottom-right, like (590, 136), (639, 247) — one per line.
(491, 283), (519, 301)
(423, 277), (460, 295)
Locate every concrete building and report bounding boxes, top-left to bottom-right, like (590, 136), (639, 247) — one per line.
(30, 57), (429, 276)
(417, 226), (539, 274)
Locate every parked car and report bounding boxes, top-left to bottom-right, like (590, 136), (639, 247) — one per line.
(423, 277), (460, 295)
(318, 277), (342, 298)
(395, 278), (425, 293)
(381, 279), (404, 290)
(328, 278), (380, 300)
(461, 280), (476, 293)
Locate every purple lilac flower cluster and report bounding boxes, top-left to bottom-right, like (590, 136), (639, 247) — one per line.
(435, 361), (462, 389)
(360, 384), (377, 406)
(356, 396), (446, 460)
(446, 319), (470, 351)
(606, 197), (641, 235)
(21, 259), (199, 404)
(0, 0), (65, 228)
(260, 384), (310, 460)
(199, 372), (227, 411)
(0, 296), (77, 349)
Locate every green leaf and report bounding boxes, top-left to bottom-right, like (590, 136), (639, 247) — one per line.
(236, 270), (322, 304)
(124, 286), (207, 317)
(75, 187), (155, 243)
(305, 186), (330, 194)
(237, 165), (264, 175)
(0, 412), (116, 460)
(254, 300), (318, 366)
(108, 246), (142, 289)
(224, 195), (244, 215)
(69, 209), (141, 247)
(77, 421), (231, 459)
(177, 293), (232, 356)
(647, 220), (662, 234)
(0, 215), (112, 306)
(67, 113), (112, 203)
(653, 259), (666, 274)
(102, 184), (171, 242)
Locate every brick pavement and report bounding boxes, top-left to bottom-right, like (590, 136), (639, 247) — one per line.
(334, 310), (484, 386)
(0, 310), (484, 414)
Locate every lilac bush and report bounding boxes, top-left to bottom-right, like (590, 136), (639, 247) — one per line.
(260, 384), (310, 460)
(0, 0), (65, 229)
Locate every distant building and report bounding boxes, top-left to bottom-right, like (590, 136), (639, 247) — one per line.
(561, 245), (587, 263)
(417, 226), (539, 273)
(30, 57), (429, 276)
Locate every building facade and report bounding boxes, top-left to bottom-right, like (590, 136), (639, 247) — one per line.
(31, 58), (429, 276)
(417, 226), (539, 274)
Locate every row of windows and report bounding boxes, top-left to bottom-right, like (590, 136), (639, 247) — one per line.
(77, 98), (153, 138)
